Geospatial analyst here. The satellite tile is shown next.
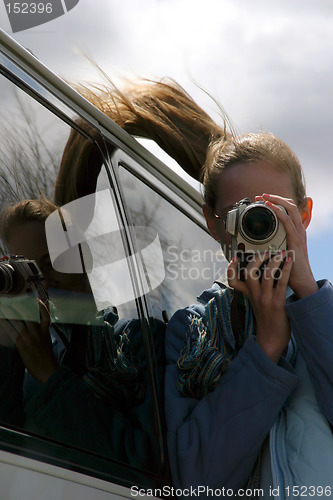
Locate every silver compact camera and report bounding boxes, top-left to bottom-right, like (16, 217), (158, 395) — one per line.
(226, 198), (287, 257)
(0, 255), (48, 303)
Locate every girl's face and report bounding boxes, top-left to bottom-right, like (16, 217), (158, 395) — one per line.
(7, 220), (91, 294)
(203, 160), (310, 260)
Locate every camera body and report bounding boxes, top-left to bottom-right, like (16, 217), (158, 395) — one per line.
(0, 255), (48, 302)
(226, 197), (287, 258)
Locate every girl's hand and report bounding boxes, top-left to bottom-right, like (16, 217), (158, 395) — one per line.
(5, 300), (58, 384)
(228, 252), (293, 363)
(255, 194), (318, 299)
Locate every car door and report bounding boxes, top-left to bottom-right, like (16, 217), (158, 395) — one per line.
(0, 29), (226, 499)
(0, 29), (170, 499)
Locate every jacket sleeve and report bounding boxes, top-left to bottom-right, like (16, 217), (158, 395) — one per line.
(165, 306), (299, 493)
(286, 279), (333, 423)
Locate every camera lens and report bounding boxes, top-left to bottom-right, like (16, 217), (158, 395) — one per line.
(241, 206), (276, 242)
(0, 262), (25, 294)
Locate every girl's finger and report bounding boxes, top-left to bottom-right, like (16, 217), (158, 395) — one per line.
(261, 194), (302, 228)
(259, 251), (287, 292)
(246, 251), (270, 267)
(227, 258), (249, 295)
(261, 193), (295, 207)
(243, 252), (270, 293)
(264, 201), (299, 243)
(274, 256), (293, 301)
(37, 299), (51, 332)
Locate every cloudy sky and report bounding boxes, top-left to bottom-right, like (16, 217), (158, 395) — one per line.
(1, 0), (333, 280)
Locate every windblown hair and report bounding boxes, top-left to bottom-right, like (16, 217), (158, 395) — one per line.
(55, 123), (105, 206)
(0, 197), (58, 244)
(56, 76), (306, 215)
(203, 132), (307, 211)
(74, 77), (229, 178)
(55, 78), (229, 205)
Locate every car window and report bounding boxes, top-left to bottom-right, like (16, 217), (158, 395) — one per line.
(117, 161), (227, 320)
(0, 58), (167, 489)
(0, 70), (69, 214)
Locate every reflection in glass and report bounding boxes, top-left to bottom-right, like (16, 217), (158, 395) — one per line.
(118, 166), (227, 319)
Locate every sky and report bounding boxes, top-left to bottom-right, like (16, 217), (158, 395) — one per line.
(1, 0), (333, 281)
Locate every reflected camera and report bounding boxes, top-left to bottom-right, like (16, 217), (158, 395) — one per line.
(0, 255), (48, 302)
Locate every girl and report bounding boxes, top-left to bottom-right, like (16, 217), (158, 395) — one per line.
(49, 76), (333, 495)
(165, 131), (333, 497)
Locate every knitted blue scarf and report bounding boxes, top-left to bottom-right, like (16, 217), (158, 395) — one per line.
(177, 287), (255, 399)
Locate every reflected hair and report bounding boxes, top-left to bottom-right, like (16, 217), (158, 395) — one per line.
(0, 197), (58, 244)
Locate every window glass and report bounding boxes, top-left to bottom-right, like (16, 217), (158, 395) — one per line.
(0, 73), (165, 486)
(118, 165), (227, 320)
(0, 75), (69, 217)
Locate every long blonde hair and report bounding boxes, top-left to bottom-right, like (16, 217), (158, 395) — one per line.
(55, 78), (229, 204)
(74, 77), (228, 178)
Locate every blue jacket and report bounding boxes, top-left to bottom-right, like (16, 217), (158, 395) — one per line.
(165, 280), (333, 495)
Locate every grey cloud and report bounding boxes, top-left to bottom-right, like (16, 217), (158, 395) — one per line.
(1, 0), (332, 232)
